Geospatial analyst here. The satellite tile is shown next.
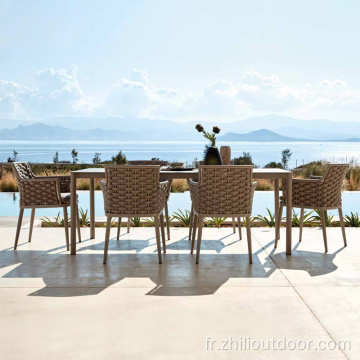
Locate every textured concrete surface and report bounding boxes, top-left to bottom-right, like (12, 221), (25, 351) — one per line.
(0, 225), (358, 359)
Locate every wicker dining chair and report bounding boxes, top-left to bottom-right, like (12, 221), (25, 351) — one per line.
(116, 160), (172, 241)
(275, 164), (349, 252)
(188, 165), (257, 264)
(11, 162), (81, 251)
(100, 165), (171, 264)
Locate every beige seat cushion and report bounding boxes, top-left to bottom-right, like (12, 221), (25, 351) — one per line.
(61, 193), (78, 204)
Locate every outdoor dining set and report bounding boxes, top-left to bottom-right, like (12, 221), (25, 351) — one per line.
(11, 161), (349, 265)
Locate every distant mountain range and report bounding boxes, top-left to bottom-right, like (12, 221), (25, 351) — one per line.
(219, 129), (360, 142)
(218, 129), (307, 142)
(0, 114), (359, 141)
(1, 123), (360, 142)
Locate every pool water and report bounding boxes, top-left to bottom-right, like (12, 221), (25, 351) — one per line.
(1, 191), (359, 218)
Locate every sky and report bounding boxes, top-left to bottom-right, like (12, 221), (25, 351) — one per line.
(1, 0), (360, 122)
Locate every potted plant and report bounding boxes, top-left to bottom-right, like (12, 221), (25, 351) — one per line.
(195, 124), (223, 165)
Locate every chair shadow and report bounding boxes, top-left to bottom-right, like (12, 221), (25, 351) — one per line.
(264, 242), (345, 277)
(0, 233), (345, 298)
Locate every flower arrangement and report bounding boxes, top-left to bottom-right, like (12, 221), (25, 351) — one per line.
(195, 124), (221, 147)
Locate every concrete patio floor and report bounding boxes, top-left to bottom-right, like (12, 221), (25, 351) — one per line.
(0, 224), (359, 359)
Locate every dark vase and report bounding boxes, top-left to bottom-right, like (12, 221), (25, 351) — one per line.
(204, 146), (223, 165)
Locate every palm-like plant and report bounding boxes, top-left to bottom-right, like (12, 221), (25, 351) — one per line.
(171, 209), (191, 227)
(41, 215), (58, 227)
(311, 210), (334, 226)
(210, 217), (227, 228)
(344, 212), (360, 227)
(131, 217), (141, 227)
(41, 212), (68, 227)
(292, 210), (314, 227)
(144, 217), (156, 226)
(241, 217), (254, 226)
(78, 207), (90, 227)
(254, 208), (276, 227)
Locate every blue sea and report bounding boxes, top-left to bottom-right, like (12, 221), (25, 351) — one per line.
(0, 140), (359, 168)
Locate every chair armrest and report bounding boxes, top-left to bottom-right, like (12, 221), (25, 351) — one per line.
(100, 180), (107, 194)
(188, 179), (199, 186)
(282, 178), (323, 206)
(36, 175), (71, 193)
(19, 178), (61, 206)
(187, 179), (200, 212)
(157, 180), (171, 207)
(159, 180), (171, 198)
(309, 175), (322, 180)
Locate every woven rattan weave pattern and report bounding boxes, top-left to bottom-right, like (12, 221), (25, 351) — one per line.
(128, 160), (168, 167)
(12, 162), (72, 206)
(101, 165), (170, 216)
(282, 164), (349, 209)
(188, 165), (256, 216)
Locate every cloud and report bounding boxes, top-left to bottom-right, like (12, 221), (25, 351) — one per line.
(237, 71), (302, 111)
(102, 69), (183, 118)
(1, 67), (360, 120)
(0, 65), (87, 119)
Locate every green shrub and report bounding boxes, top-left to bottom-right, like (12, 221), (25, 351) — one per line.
(344, 212), (360, 227)
(172, 209), (191, 227)
(254, 208), (276, 227)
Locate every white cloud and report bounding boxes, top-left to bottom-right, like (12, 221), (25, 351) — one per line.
(102, 69), (184, 118)
(1, 67), (360, 121)
(237, 71), (302, 111)
(0, 65), (87, 119)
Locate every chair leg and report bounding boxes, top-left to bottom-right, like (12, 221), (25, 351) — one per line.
(127, 218), (131, 233)
(76, 204), (81, 243)
(246, 216), (252, 264)
(195, 217), (203, 264)
(299, 208), (304, 242)
(191, 214), (198, 254)
(28, 208), (35, 243)
(320, 209), (328, 253)
(275, 202), (283, 247)
(232, 217), (236, 233)
(160, 213), (166, 253)
(154, 216), (162, 264)
(338, 208), (347, 247)
(117, 217), (122, 240)
(103, 217), (111, 264)
(14, 208), (24, 250)
(237, 217), (242, 240)
(63, 207), (70, 251)
(165, 201), (171, 240)
(188, 204), (194, 241)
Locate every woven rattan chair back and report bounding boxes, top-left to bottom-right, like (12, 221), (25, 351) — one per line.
(11, 162), (61, 207)
(103, 165), (164, 215)
(320, 164), (349, 207)
(282, 163), (349, 208)
(194, 165), (255, 215)
(12, 162), (35, 181)
(128, 160), (168, 166)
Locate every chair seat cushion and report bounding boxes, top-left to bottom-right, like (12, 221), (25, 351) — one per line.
(61, 193), (78, 204)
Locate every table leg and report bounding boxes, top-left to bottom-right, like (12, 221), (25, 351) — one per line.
(90, 178), (95, 239)
(286, 173), (292, 255)
(274, 179), (279, 239)
(70, 173), (77, 255)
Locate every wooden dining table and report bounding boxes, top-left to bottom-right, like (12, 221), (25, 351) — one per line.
(70, 168), (293, 255)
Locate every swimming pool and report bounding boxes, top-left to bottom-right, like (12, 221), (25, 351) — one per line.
(1, 191), (359, 218)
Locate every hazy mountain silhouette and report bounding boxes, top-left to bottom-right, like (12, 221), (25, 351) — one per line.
(0, 114), (359, 141)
